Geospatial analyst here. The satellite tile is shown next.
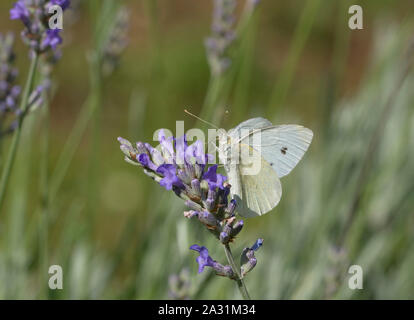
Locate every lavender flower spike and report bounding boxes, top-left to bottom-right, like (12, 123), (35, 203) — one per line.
(118, 131), (263, 293)
(0, 33), (20, 136)
(102, 6), (129, 76)
(118, 133), (249, 240)
(205, 0), (237, 76)
(0, 32), (47, 137)
(10, 0), (70, 53)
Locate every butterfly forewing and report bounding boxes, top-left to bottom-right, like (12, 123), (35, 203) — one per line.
(237, 125), (313, 178)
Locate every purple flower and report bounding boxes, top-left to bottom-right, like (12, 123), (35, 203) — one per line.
(10, 0), (29, 25)
(189, 244), (235, 278)
(202, 165), (227, 190)
(144, 143), (165, 166)
(251, 238), (264, 251)
(156, 164), (185, 190)
(10, 0), (70, 53)
(175, 134), (188, 165)
(42, 29), (62, 50)
(158, 129), (175, 162)
(189, 245), (215, 273)
(137, 153), (157, 171)
(185, 140), (207, 165)
(50, 0), (70, 10)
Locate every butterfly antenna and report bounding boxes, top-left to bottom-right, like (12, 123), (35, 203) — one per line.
(184, 109), (219, 129)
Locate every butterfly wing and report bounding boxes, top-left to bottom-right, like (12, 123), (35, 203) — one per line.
(227, 117), (272, 137)
(226, 143), (282, 217)
(238, 125), (313, 178)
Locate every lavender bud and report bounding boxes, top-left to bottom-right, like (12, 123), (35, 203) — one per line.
(219, 231), (230, 244)
(239, 238), (263, 277)
(118, 137), (135, 158)
(191, 179), (201, 197)
(193, 163), (203, 180)
(230, 220), (244, 237)
(200, 179), (209, 200)
(225, 199), (237, 215)
(124, 156), (139, 166)
(213, 262), (235, 279)
(241, 256), (257, 277)
(145, 143), (166, 166)
(186, 162), (196, 179)
(198, 211), (218, 228)
(136, 141), (148, 154)
(119, 143), (133, 156)
(251, 238), (264, 251)
(118, 137), (133, 148)
(184, 210), (199, 219)
(207, 188), (217, 201)
(177, 168), (191, 185)
(185, 200), (203, 212)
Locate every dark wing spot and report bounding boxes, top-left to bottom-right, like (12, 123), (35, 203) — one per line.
(270, 162), (274, 166)
(281, 147), (288, 155)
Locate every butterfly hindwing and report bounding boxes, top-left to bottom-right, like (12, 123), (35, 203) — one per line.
(227, 143), (282, 217)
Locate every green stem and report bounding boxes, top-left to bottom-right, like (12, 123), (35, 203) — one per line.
(39, 96), (50, 299)
(223, 244), (251, 300)
(0, 53), (39, 211)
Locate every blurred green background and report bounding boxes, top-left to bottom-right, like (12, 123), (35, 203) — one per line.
(0, 0), (413, 299)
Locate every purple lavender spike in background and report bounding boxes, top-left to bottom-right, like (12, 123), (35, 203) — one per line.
(10, 0), (70, 53)
(205, 0), (237, 76)
(0, 32), (21, 136)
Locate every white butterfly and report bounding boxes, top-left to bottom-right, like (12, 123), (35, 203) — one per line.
(217, 117), (313, 218)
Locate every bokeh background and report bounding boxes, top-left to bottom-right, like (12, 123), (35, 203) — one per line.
(0, 0), (413, 299)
